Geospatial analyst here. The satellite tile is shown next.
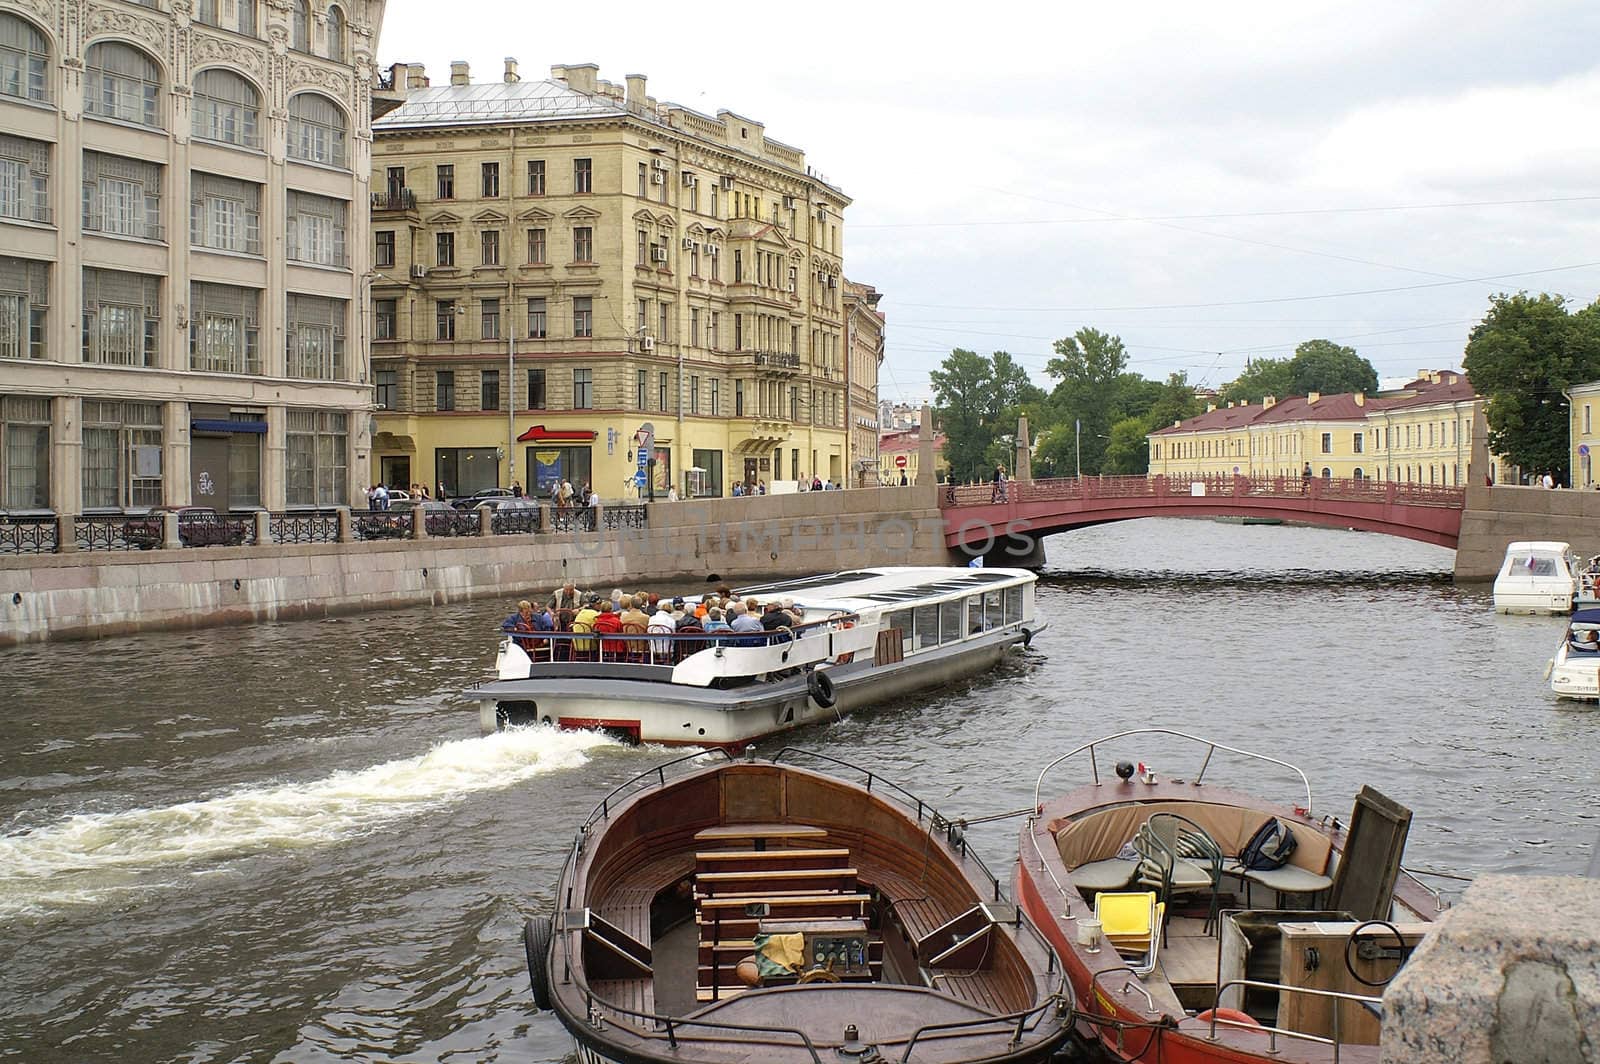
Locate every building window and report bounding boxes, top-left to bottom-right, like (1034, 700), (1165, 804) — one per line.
(689, 375), (700, 415)
(708, 245), (720, 281)
(435, 369), (455, 410)
(527, 297), (546, 338)
(1320, 432), (1332, 454)
(81, 400), (162, 509)
(710, 377), (719, 416)
(1588, 405), (1593, 435)
(659, 371), (669, 412)
(734, 314), (743, 350)
(286, 93), (347, 168)
(574, 158), (592, 194)
(636, 369), (647, 410)
(690, 307), (700, 347)
(527, 227), (546, 264)
(0, 134), (50, 223)
(435, 299), (456, 340)
(527, 159), (545, 195)
(0, 13), (50, 104)
(1353, 432), (1364, 454)
(481, 229), (500, 266)
(527, 368), (546, 408)
(573, 226), (593, 263)
(692, 448), (723, 497)
(735, 378), (744, 417)
(734, 249), (743, 283)
(324, 4), (345, 61)
(82, 152), (162, 240)
(285, 408), (346, 507)
(191, 69), (260, 148)
(285, 293), (346, 380)
(690, 243), (700, 277)
(189, 282), (261, 374)
(290, 0), (310, 50)
(190, 171), (261, 255)
(1, 395), (50, 508)
(374, 229), (394, 267)
(481, 297), (499, 340)
(573, 296), (592, 338)
(709, 312), (719, 350)
(82, 268), (156, 367)
(436, 163), (454, 199)
(374, 298), (396, 341)
(482, 161), (499, 198)
(84, 41), (161, 128)
(572, 368), (593, 409)
(481, 369), (500, 411)
(637, 161), (648, 198)
(0, 256), (47, 361)
(285, 191), (347, 267)
(435, 231), (455, 267)
(636, 229), (648, 266)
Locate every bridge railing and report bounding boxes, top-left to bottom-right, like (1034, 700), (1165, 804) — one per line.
(941, 475), (1464, 509)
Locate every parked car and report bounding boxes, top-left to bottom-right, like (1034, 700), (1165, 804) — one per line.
(415, 499), (479, 536)
(451, 488), (515, 510)
(386, 489), (412, 504)
(482, 497), (541, 534)
(122, 506), (251, 549)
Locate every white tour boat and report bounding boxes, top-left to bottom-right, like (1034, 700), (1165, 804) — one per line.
(1546, 608), (1600, 702)
(1491, 540), (1576, 614)
(467, 566), (1043, 745)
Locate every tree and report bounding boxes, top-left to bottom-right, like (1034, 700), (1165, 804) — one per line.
(1287, 339), (1378, 396)
(1463, 293), (1600, 482)
(929, 348), (994, 482)
(1103, 416), (1152, 473)
(1144, 372), (1204, 431)
(1219, 357), (1293, 405)
(1043, 328), (1130, 475)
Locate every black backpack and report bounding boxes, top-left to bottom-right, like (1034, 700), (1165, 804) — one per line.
(1238, 818), (1298, 871)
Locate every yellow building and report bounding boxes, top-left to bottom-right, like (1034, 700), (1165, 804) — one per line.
(1148, 371), (1512, 485)
(876, 427), (946, 485)
(843, 279), (885, 486)
(1569, 380), (1600, 488)
(366, 60), (851, 500)
(0, 0), (383, 513)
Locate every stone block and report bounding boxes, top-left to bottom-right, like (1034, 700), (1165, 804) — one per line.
(1381, 874), (1600, 1064)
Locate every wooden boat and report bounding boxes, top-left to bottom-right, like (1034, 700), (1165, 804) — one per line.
(524, 747), (1072, 1063)
(1015, 729), (1450, 1064)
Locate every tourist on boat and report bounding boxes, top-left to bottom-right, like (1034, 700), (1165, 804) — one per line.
(1571, 629), (1600, 652)
(648, 601), (676, 659)
(620, 594), (649, 631)
(501, 599), (538, 651)
(729, 602), (764, 639)
(571, 596), (601, 656)
(704, 607), (731, 634)
(594, 601), (624, 659)
(548, 583), (584, 611)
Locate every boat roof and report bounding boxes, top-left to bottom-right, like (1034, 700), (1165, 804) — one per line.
(1505, 541), (1571, 552)
(1571, 608), (1600, 626)
(731, 566), (1033, 612)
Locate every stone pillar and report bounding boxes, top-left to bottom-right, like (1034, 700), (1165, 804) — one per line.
(55, 513), (77, 553)
(478, 502), (493, 536)
(51, 395), (81, 516)
(336, 506), (353, 543)
(254, 510), (272, 545)
(263, 405), (288, 511)
(164, 400), (192, 506)
(162, 511), (181, 551)
(1381, 874), (1600, 1064)
(412, 506), (429, 539)
(915, 404), (936, 486)
(1016, 414), (1032, 483)
(1466, 404), (1492, 490)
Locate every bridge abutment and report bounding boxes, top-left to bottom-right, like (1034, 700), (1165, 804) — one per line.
(1456, 483), (1600, 580)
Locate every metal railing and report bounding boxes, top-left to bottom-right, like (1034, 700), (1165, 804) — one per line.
(269, 509), (341, 544)
(370, 188), (416, 211)
(490, 506), (542, 535)
(499, 611), (860, 668)
(350, 509), (413, 540)
(943, 474), (1467, 510)
(74, 514), (142, 551)
(550, 505), (595, 532)
(1207, 979), (1382, 1062)
(0, 514), (57, 554)
(1031, 728), (1315, 816)
(601, 504), (647, 530)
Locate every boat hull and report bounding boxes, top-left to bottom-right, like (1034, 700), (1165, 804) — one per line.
(474, 623), (1036, 745)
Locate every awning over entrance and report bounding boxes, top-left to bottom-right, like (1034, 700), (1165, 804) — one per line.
(192, 418), (267, 434)
(517, 424), (598, 443)
(373, 432), (417, 452)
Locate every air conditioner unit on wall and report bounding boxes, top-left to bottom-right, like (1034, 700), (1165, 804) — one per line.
(641, 336), (655, 351)
(682, 237), (695, 250)
(782, 195), (794, 209)
(719, 175), (734, 190)
(682, 172), (697, 187)
(652, 158), (668, 171)
(651, 171), (665, 185)
(651, 247), (668, 263)
(410, 264), (427, 279)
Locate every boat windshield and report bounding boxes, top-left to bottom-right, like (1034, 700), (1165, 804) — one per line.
(1505, 553), (1562, 576)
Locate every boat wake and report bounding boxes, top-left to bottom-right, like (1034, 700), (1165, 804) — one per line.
(0, 725), (619, 918)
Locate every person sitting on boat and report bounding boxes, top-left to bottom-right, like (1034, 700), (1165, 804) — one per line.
(620, 594), (650, 632)
(704, 607), (731, 634)
(548, 582), (584, 612)
(729, 602), (764, 642)
(760, 602), (795, 642)
(648, 601), (677, 659)
(501, 599), (538, 651)
(593, 600), (624, 660)
(572, 596), (601, 657)
(1571, 629), (1600, 652)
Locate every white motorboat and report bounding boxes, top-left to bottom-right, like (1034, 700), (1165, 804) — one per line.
(1491, 540), (1576, 614)
(1546, 608), (1600, 701)
(467, 566), (1044, 745)
(1576, 555), (1600, 609)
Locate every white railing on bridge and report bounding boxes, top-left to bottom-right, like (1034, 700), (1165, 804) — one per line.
(941, 474), (1466, 509)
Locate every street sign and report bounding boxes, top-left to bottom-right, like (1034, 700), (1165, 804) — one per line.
(894, 454), (908, 469)
(1582, 444), (1591, 457)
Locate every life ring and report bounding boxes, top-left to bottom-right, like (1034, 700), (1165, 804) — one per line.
(523, 915), (554, 1010)
(1196, 1008), (1259, 1027)
(836, 619), (855, 664)
(808, 668), (837, 709)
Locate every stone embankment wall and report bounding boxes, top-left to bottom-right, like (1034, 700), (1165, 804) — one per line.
(0, 486), (948, 645)
(1455, 483), (1600, 580)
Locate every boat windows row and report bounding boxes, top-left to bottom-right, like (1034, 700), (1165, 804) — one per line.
(885, 586), (1024, 654)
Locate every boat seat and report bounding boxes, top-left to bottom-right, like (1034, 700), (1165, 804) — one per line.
(695, 848), (852, 874)
(695, 867), (860, 896)
(693, 823), (829, 851)
(1071, 857), (1141, 892)
(862, 868), (959, 945)
(1244, 864), (1335, 905)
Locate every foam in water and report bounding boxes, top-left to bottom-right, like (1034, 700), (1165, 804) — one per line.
(0, 725), (619, 917)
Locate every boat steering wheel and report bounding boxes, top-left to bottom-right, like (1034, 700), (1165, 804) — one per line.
(1344, 919), (1409, 987)
(798, 966), (842, 984)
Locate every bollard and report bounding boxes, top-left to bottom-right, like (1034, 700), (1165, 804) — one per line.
(162, 510), (181, 551)
(336, 506), (353, 543)
(254, 510), (271, 546)
(412, 506), (428, 539)
(56, 513), (77, 553)
(478, 503), (493, 536)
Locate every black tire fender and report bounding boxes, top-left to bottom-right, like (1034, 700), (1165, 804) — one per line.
(807, 668), (837, 709)
(523, 915), (554, 1010)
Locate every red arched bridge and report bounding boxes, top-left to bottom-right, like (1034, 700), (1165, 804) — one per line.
(942, 474), (1466, 553)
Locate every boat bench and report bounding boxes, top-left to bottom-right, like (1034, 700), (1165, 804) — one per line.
(694, 847), (853, 875)
(596, 851), (696, 946)
(695, 867), (861, 897)
(861, 867), (960, 947)
(693, 822), (828, 851)
(590, 977), (655, 1019)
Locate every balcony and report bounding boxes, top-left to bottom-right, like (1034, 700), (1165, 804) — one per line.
(371, 188), (417, 215)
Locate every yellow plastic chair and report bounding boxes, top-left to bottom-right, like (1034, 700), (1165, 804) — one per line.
(1094, 891), (1164, 975)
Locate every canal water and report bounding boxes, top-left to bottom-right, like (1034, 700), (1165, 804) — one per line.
(3, 518), (1596, 1062)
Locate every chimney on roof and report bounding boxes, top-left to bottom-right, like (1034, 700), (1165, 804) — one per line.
(1263, 395), (1277, 408)
(550, 64), (567, 83)
(449, 60), (469, 86)
(1308, 391), (1321, 404)
(564, 62), (598, 94)
(625, 74), (646, 110)
(1417, 368), (1431, 382)
(1206, 403), (1216, 413)
(1355, 392), (1365, 406)
(1172, 420), (1182, 428)
(503, 57), (519, 83)
(405, 62), (428, 89)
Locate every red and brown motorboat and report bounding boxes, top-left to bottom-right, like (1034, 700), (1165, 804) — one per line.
(1015, 729), (1451, 1064)
(523, 746), (1072, 1064)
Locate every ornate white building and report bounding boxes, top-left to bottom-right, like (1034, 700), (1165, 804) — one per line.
(0, 0), (384, 514)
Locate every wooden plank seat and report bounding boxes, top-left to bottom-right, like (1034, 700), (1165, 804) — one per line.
(595, 850), (696, 945)
(693, 823), (829, 850)
(590, 977), (655, 1019)
(695, 867), (860, 897)
(858, 868), (960, 947)
(694, 847), (852, 875)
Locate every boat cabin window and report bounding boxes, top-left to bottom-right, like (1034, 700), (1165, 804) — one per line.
(1004, 585), (1022, 624)
(985, 591), (1003, 631)
(967, 594), (984, 634)
(940, 598), (963, 644)
(887, 609), (913, 655)
(914, 605), (939, 650)
(1506, 553), (1558, 576)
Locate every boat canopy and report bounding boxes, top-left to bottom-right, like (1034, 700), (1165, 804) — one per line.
(1570, 608), (1600, 628)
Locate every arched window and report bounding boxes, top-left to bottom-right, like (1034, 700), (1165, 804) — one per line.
(1321, 467), (1331, 480)
(197, 0), (257, 35)
(1353, 468), (1364, 482)
(192, 69), (260, 148)
(324, 5), (345, 62)
(287, 93), (346, 168)
(290, 0), (310, 52)
(84, 41), (162, 127)
(0, 13), (49, 103)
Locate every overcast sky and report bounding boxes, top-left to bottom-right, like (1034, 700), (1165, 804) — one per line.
(377, 1), (1600, 402)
